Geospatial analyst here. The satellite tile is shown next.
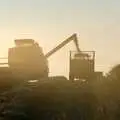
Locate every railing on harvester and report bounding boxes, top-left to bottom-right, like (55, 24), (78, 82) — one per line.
(0, 57), (8, 65)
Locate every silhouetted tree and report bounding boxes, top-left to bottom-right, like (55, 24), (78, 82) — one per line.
(107, 64), (120, 81)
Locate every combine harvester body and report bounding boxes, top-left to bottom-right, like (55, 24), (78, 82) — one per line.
(0, 39), (49, 80)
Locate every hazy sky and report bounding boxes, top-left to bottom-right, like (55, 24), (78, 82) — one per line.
(0, 0), (120, 77)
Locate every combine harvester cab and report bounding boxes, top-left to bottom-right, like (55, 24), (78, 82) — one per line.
(8, 39), (49, 80)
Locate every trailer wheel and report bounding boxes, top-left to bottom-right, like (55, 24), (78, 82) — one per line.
(69, 75), (74, 82)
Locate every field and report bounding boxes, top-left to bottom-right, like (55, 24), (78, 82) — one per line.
(0, 75), (120, 120)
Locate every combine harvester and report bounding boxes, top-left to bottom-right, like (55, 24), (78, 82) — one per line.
(0, 33), (103, 84)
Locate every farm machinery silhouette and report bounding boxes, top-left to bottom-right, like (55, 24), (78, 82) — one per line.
(0, 33), (102, 82)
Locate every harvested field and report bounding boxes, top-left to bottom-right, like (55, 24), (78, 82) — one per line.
(0, 77), (98, 120)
